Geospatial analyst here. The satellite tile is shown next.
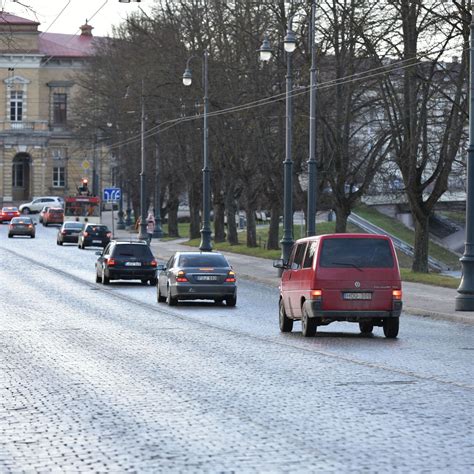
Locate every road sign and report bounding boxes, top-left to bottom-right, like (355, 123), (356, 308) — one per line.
(103, 187), (121, 202)
(81, 160), (90, 170)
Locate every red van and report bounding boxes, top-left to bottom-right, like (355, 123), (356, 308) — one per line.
(274, 234), (402, 338)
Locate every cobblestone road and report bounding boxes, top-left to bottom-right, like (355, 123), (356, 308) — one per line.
(0, 227), (473, 472)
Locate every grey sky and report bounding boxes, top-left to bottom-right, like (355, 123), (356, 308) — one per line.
(2, 0), (153, 37)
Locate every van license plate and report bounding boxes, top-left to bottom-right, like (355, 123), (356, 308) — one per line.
(343, 292), (372, 300)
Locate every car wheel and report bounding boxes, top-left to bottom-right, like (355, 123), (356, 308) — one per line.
(149, 278), (158, 286)
(359, 321), (374, 335)
(102, 268), (110, 285)
(8, 233), (12, 238)
(30, 235), (35, 239)
(225, 295), (237, 307)
(166, 285), (178, 306)
(279, 299), (293, 333)
(301, 304), (317, 337)
(96, 271), (102, 283)
(383, 318), (399, 339)
(157, 284), (166, 303)
(141, 279), (149, 285)
(214, 298), (224, 305)
(22, 207), (30, 215)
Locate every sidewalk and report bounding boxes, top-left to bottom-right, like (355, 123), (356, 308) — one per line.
(108, 216), (473, 325)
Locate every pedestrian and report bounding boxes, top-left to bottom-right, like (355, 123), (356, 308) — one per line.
(146, 211), (156, 245)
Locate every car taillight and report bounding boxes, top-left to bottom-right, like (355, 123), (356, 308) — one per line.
(61, 230), (67, 235)
(106, 258), (116, 266)
(83, 231), (89, 237)
(311, 289), (322, 299)
(28, 224), (33, 229)
(176, 270), (188, 282)
(106, 232), (112, 238)
(392, 289), (402, 300)
(225, 271), (236, 282)
(150, 260), (157, 267)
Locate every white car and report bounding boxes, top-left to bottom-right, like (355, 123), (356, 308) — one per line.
(19, 196), (64, 214)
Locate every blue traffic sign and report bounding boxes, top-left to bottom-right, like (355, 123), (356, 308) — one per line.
(103, 187), (121, 202)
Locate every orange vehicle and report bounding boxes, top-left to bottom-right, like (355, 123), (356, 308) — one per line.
(43, 207), (64, 226)
(64, 196), (100, 224)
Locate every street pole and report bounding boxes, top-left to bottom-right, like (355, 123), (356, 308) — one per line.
(153, 138), (163, 238)
(456, 7), (474, 311)
(200, 50), (212, 251)
(306, 0), (317, 237)
(138, 79), (147, 241)
(281, 21), (295, 263)
(92, 133), (98, 196)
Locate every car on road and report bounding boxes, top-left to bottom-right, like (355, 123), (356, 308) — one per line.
(19, 196), (63, 214)
(95, 240), (158, 285)
(78, 223), (111, 249)
(274, 233), (402, 338)
(57, 221), (84, 245)
(0, 206), (20, 223)
(157, 251), (237, 306)
(43, 207), (64, 226)
(38, 206), (50, 223)
(8, 216), (36, 238)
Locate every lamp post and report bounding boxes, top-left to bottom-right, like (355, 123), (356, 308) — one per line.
(306, 0), (317, 237)
(259, 17), (296, 263)
(138, 79), (148, 241)
(182, 51), (212, 252)
(456, 7), (474, 311)
(153, 138), (164, 238)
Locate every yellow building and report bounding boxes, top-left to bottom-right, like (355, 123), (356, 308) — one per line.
(0, 12), (104, 204)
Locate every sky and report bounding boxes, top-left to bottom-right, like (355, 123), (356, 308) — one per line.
(2, 0), (154, 37)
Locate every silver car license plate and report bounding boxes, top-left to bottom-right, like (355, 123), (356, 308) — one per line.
(343, 292), (372, 300)
(125, 262), (141, 266)
(197, 275), (218, 281)
(92, 239), (102, 243)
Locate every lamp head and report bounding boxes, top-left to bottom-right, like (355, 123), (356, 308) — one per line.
(284, 29), (297, 53)
(258, 36), (272, 62)
(182, 68), (192, 86)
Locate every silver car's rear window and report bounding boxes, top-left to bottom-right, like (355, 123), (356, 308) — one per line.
(179, 254), (229, 267)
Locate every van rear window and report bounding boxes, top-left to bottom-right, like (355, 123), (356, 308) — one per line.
(319, 238), (394, 268)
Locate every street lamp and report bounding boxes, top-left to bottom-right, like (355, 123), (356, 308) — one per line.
(258, 16), (296, 263)
(456, 7), (474, 311)
(182, 51), (212, 252)
(138, 79), (147, 241)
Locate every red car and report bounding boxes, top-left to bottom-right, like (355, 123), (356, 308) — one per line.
(274, 234), (402, 338)
(0, 206), (20, 223)
(43, 207), (64, 226)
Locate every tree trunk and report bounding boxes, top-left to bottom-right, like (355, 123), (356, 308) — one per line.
(334, 201), (350, 233)
(213, 192), (226, 243)
(188, 183), (201, 240)
(412, 214), (430, 273)
(226, 191), (238, 245)
(167, 185), (180, 237)
(267, 201), (280, 250)
(246, 206), (257, 247)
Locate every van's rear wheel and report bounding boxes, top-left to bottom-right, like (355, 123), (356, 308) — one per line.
(383, 317), (399, 339)
(301, 305), (317, 337)
(359, 321), (374, 334)
(279, 299), (293, 333)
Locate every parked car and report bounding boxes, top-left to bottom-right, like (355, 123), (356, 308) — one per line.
(157, 251), (237, 306)
(8, 216), (36, 238)
(38, 206), (50, 223)
(43, 207), (64, 226)
(19, 196), (63, 214)
(95, 240), (157, 285)
(274, 234), (402, 338)
(78, 223), (111, 249)
(0, 206), (20, 223)
(57, 221), (84, 245)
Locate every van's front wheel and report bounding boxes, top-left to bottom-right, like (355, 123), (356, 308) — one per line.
(279, 299), (293, 333)
(383, 317), (399, 339)
(301, 305), (317, 337)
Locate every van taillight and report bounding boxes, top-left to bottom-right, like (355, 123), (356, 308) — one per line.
(311, 289), (322, 299)
(392, 289), (402, 300)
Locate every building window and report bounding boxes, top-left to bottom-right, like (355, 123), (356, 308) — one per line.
(10, 91), (23, 121)
(12, 163), (24, 187)
(53, 93), (67, 125)
(52, 166), (65, 187)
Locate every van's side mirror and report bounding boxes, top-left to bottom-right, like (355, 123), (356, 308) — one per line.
(157, 264), (166, 271)
(273, 259), (287, 269)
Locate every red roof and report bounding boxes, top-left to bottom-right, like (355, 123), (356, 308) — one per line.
(0, 12), (39, 25)
(38, 33), (97, 58)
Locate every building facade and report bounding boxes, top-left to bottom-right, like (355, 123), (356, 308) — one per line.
(0, 12), (103, 204)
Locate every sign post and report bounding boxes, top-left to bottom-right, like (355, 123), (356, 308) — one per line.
(103, 188), (121, 238)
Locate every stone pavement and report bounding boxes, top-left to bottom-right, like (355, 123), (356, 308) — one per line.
(107, 215), (473, 326)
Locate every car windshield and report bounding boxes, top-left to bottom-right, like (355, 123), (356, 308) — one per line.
(319, 238), (394, 268)
(11, 217), (32, 224)
(64, 222), (83, 229)
(178, 254), (229, 267)
(113, 244), (153, 258)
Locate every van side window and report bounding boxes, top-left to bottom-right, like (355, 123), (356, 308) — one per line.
(291, 243), (307, 270)
(303, 242), (317, 268)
